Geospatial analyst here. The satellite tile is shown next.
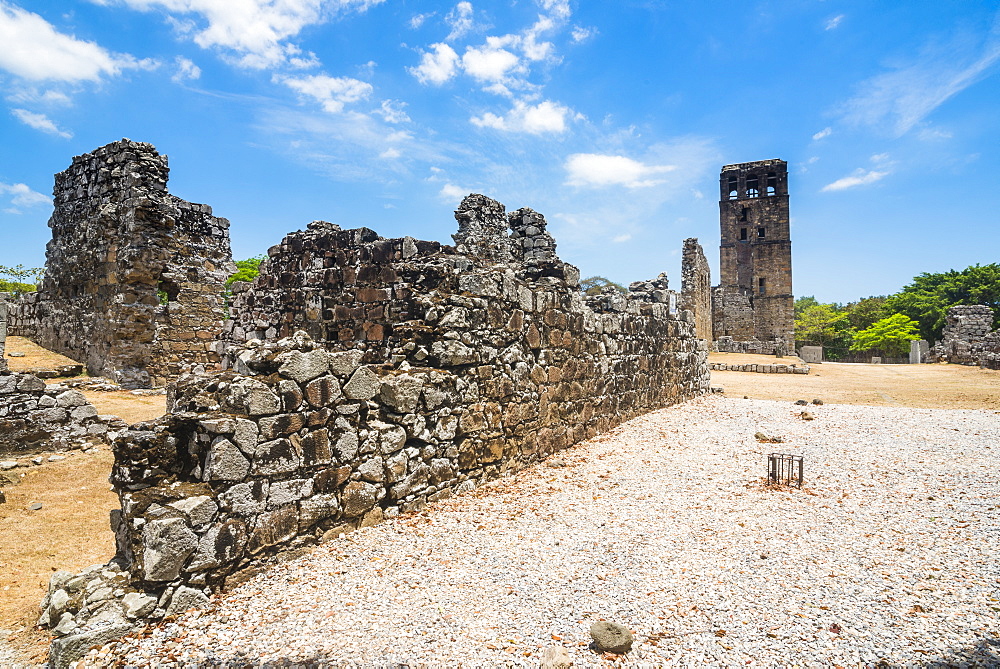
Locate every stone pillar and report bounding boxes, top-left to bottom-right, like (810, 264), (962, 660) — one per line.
(910, 339), (928, 364)
(681, 238), (712, 340)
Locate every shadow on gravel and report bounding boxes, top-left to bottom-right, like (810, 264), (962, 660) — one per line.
(916, 636), (1000, 668)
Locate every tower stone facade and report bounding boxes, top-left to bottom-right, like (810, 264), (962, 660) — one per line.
(712, 159), (794, 350)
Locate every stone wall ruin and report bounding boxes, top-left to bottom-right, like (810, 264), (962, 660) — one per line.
(931, 305), (1000, 368)
(12, 141), (713, 663)
(39, 190), (709, 661)
(680, 239), (712, 341)
(9, 140), (235, 389)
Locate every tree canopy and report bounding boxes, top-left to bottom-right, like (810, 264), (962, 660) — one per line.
(794, 301), (852, 348)
(227, 256), (266, 286)
(850, 313), (921, 356)
(886, 264), (1000, 341)
(0, 264), (42, 295)
(580, 276), (625, 296)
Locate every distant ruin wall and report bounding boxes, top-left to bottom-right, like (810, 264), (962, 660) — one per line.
(0, 292), (7, 371)
(931, 305), (999, 368)
(0, 370), (109, 456)
(9, 140), (234, 388)
(681, 238), (712, 340)
(104, 194), (709, 611)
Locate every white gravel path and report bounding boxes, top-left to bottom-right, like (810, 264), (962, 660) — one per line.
(91, 396), (1000, 666)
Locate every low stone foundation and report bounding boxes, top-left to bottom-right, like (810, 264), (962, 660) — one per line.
(0, 370), (111, 457)
(709, 362), (808, 374)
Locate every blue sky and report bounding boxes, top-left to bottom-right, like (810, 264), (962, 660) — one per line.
(1, 0), (998, 304)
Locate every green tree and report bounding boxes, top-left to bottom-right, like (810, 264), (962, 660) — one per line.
(850, 313), (921, 356)
(227, 256), (266, 286)
(843, 296), (890, 331)
(580, 276), (625, 296)
(794, 295), (821, 319)
(0, 264), (43, 295)
(795, 303), (853, 348)
(886, 264), (1000, 341)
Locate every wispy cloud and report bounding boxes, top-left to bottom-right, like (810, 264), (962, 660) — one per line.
(840, 22), (1000, 136)
(0, 181), (51, 212)
(276, 73), (372, 113)
(445, 1), (483, 41)
(821, 168), (889, 192)
(565, 153), (676, 188)
(812, 127), (832, 141)
(171, 55), (201, 82)
(471, 99), (577, 134)
(99, 0), (385, 69)
(0, 3), (151, 82)
(439, 182), (468, 201)
(409, 12), (434, 29)
(376, 99), (410, 124)
(825, 14), (844, 31)
(571, 26), (596, 43)
(11, 108), (71, 138)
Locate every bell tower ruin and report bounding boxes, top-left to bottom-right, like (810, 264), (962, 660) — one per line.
(712, 159), (794, 351)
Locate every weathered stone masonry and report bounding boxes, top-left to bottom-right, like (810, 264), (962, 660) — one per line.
(931, 304), (1000, 369)
(94, 193), (708, 623)
(712, 160), (794, 354)
(10, 140), (235, 389)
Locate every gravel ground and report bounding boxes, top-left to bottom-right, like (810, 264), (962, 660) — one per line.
(90, 396), (1000, 666)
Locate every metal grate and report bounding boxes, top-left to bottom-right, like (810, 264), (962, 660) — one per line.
(768, 453), (803, 488)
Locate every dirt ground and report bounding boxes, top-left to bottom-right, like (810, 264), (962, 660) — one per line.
(4, 335), (166, 422)
(710, 352), (1000, 410)
(1, 337), (164, 659)
(0, 450), (118, 663)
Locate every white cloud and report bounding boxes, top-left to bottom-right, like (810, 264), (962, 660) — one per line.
(101, 0), (384, 69)
(0, 181), (51, 211)
(276, 73), (372, 113)
(812, 127), (832, 141)
(379, 147), (401, 159)
(445, 1), (475, 41)
(565, 153), (677, 188)
(11, 108), (72, 138)
(612, 233), (631, 243)
(0, 3), (146, 82)
(171, 55), (201, 82)
(825, 14), (844, 31)
(821, 168), (889, 192)
(440, 183), (467, 200)
(461, 43), (521, 82)
(841, 27), (1000, 136)
(571, 26), (595, 43)
(409, 0), (570, 93)
(409, 42), (459, 85)
(471, 99), (573, 134)
(5, 87), (72, 106)
(409, 12), (433, 29)
(376, 99), (410, 124)
(870, 152), (891, 164)
(918, 127), (953, 141)
(538, 0), (570, 20)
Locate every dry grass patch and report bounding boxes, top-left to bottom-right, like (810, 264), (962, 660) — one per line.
(710, 352), (1000, 410)
(82, 391), (166, 425)
(0, 450), (118, 662)
(4, 336), (81, 374)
